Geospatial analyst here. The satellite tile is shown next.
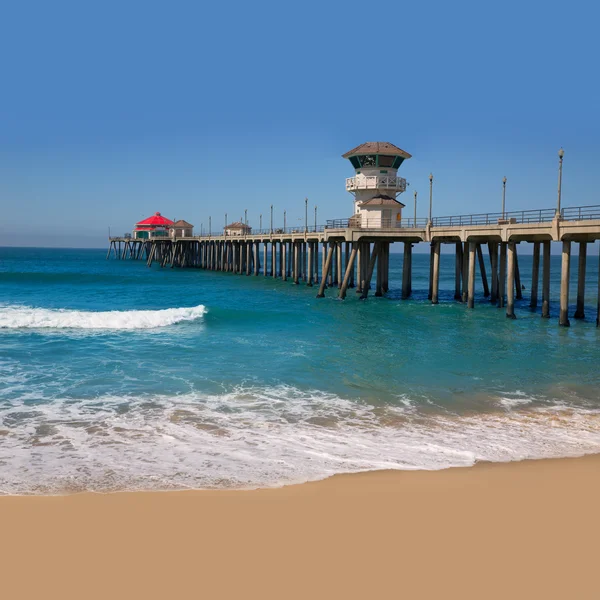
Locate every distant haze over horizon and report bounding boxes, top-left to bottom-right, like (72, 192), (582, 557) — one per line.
(1, 1), (598, 248)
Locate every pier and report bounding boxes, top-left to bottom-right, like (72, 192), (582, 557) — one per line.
(107, 143), (600, 327)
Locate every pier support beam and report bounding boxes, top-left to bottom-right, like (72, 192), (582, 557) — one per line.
(462, 242), (469, 303)
(454, 243), (462, 300)
(514, 246), (523, 300)
(431, 241), (440, 304)
(360, 243), (380, 300)
(489, 242), (498, 304)
(339, 244), (358, 300)
(428, 243), (434, 300)
(402, 242), (412, 299)
(477, 244), (490, 297)
(307, 243), (313, 287)
(498, 243), (507, 309)
(383, 243), (390, 292)
(559, 240), (571, 327)
(530, 242), (540, 309)
(506, 242), (517, 319)
(467, 242), (476, 309)
(542, 241), (551, 318)
(574, 241), (587, 319)
(317, 244), (334, 298)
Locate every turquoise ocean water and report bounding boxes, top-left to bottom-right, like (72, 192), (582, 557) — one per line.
(1, 246), (599, 494)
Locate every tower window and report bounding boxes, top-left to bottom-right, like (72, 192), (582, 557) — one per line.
(359, 155), (377, 167)
(378, 155), (395, 168)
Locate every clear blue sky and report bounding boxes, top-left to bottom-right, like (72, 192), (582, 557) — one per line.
(0, 0), (598, 247)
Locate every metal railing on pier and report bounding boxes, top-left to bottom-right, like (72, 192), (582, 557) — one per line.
(432, 208), (557, 227)
(561, 205), (600, 221)
(326, 218), (429, 229)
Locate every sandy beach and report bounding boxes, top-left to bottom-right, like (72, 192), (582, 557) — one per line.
(1, 455), (599, 599)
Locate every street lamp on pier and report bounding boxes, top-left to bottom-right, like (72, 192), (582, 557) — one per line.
(557, 148), (565, 216)
(428, 174), (433, 224)
(413, 190), (417, 228)
(502, 177), (507, 220)
(270, 205), (273, 234)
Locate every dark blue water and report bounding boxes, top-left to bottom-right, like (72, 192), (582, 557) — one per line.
(1, 246), (599, 494)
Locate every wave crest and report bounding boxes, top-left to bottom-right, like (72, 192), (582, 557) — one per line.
(0, 305), (206, 330)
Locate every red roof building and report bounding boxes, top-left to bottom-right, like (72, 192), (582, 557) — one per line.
(133, 212), (175, 239)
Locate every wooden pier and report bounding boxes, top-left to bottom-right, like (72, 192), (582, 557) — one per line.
(108, 205), (600, 327)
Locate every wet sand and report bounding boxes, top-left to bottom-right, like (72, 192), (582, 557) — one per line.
(2, 455), (599, 599)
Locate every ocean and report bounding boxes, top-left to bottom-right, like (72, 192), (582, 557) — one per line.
(1, 245), (599, 494)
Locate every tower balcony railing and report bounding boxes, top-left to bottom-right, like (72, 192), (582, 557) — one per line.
(345, 176), (407, 192)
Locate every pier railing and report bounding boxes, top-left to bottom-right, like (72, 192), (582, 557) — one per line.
(432, 208), (557, 227)
(326, 218), (429, 229)
(561, 205), (600, 221)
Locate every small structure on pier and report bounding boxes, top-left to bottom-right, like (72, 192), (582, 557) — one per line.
(134, 212), (174, 239)
(343, 142), (411, 228)
(224, 222), (252, 236)
(171, 220), (194, 238)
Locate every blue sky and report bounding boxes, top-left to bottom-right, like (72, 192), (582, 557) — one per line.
(0, 0), (598, 247)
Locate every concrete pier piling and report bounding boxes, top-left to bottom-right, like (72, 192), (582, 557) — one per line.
(530, 242), (540, 309)
(498, 243), (507, 309)
(559, 240), (571, 327)
(506, 242), (517, 319)
(402, 242), (411, 299)
(428, 243), (434, 300)
(541, 240), (551, 318)
(339, 246), (358, 300)
(360, 243), (380, 300)
(462, 242), (469, 303)
(574, 241), (587, 319)
(514, 245), (523, 300)
(477, 244), (490, 297)
(431, 241), (440, 304)
(317, 244), (334, 298)
(489, 242), (498, 304)
(454, 243), (462, 300)
(467, 242), (476, 308)
(307, 243), (313, 287)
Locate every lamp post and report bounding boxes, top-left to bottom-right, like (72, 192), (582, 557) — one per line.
(209, 216), (211, 238)
(557, 148), (565, 216)
(284, 210), (286, 231)
(260, 214), (262, 231)
(305, 197), (308, 233)
(225, 213), (227, 237)
(502, 177), (507, 220)
(413, 191), (417, 228)
(270, 204), (273, 234)
(314, 205), (317, 231)
(201, 223), (203, 236)
(428, 173), (433, 224)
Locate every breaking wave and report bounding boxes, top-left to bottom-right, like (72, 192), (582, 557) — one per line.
(0, 305), (206, 330)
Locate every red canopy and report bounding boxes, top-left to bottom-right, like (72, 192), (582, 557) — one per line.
(136, 212), (175, 227)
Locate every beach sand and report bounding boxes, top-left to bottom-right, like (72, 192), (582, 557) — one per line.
(2, 455), (599, 600)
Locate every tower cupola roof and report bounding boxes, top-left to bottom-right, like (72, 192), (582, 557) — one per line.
(342, 142), (412, 159)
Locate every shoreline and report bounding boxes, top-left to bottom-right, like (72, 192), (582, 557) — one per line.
(0, 450), (599, 498)
(2, 454), (600, 599)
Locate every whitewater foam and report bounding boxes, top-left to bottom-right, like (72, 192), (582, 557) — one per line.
(0, 305), (206, 330)
(2, 385), (600, 495)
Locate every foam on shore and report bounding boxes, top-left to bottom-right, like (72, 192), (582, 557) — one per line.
(1, 385), (600, 495)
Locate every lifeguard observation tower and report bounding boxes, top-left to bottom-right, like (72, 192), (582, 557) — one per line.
(343, 142), (411, 228)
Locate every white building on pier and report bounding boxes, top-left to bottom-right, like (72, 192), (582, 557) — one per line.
(343, 142), (411, 228)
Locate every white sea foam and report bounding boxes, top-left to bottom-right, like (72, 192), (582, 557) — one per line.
(2, 385), (600, 495)
(0, 305), (206, 330)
